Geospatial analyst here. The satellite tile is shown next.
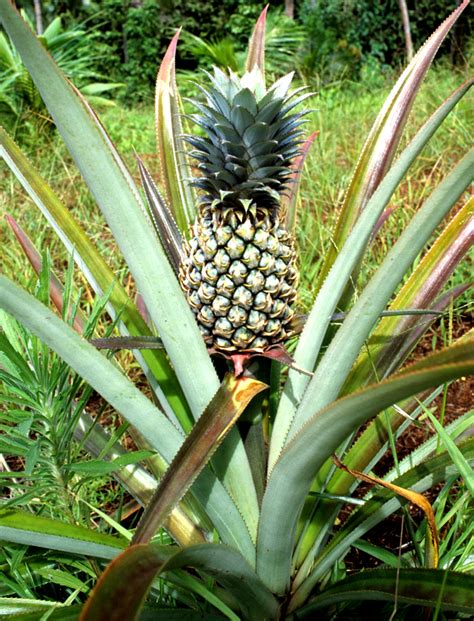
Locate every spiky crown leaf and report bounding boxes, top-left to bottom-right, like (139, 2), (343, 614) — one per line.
(185, 67), (310, 213)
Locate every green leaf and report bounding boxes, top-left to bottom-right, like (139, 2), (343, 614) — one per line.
(0, 603), (84, 621)
(0, 5), (213, 419)
(313, 1), (471, 294)
(345, 195), (474, 390)
(0, 126), (190, 429)
(268, 79), (473, 471)
(0, 508), (125, 559)
(288, 149), (473, 440)
(297, 569), (474, 615)
(423, 407), (474, 496)
(75, 411), (207, 548)
(35, 567), (89, 592)
(0, 5), (260, 544)
(292, 439), (474, 604)
(66, 450), (155, 476)
(0, 277), (255, 562)
(351, 540), (403, 568)
(155, 30), (196, 232)
(80, 544), (279, 621)
(257, 340), (474, 594)
(132, 374), (267, 544)
(283, 131), (318, 232)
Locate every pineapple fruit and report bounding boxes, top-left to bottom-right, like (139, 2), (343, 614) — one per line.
(179, 67), (307, 354)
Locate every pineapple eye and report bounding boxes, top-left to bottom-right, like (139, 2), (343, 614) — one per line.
(228, 305), (248, 327)
(235, 220), (255, 241)
(188, 268), (202, 287)
(214, 249), (231, 272)
(226, 236), (245, 258)
(266, 235), (279, 253)
(228, 260), (248, 285)
(246, 270), (265, 293)
(212, 295), (232, 317)
(274, 258), (288, 277)
(202, 237), (218, 259)
(232, 286), (253, 310)
(263, 319), (282, 337)
(187, 290), (201, 310)
(270, 299), (286, 318)
(216, 274), (236, 297)
(277, 243), (292, 260)
(232, 327), (255, 349)
(248, 310), (267, 332)
(192, 248), (206, 268)
(214, 317), (233, 337)
(242, 244), (260, 268)
(198, 283), (216, 304)
(264, 274), (280, 294)
(202, 263), (219, 284)
(215, 225), (233, 245)
(279, 281), (293, 298)
(253, 228), (269, 249)
(259, 251), (276, 274)
(198, 306), (215, 327)
(254, 291), (272, 312)
(251, 336), (269, 349)
(214, 337), (233, 351)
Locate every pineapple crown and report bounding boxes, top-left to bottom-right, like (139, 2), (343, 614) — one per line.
(185, 67), (311, 216)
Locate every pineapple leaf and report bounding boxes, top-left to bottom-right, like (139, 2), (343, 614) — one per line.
(245, 5), (267, 76)
(80, 543), (279, 621)
(295, 568), (474, 615)
(0, 276), (257, 562)
(345, 195), (474, 390)
(258, 340), (474, 594)
(293, 440), (474, 604)
(135, 153), (184, 276)
(155, 29), (196, 232)
(268, 78), (473, 471)
(289, 149), (473, 439)
(313, 0), (471, 297)
(0, 126), (190, 426)
(132, 373), (267, 545)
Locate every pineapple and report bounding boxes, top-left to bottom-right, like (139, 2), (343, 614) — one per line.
(179, 67), (307, 354)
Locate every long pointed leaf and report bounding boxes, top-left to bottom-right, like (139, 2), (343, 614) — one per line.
(245, 6), (267, 74)
(257, 340), (474, 593)
(132, 374), (266, 544)
(155, 30), (196, 232)
(6, 215), (86, 333)
(297, 568), (474, 615)
(0, 4), (213, 418)
(136, 154), (184, 275)
(80, 543), (279, 621)
(74, 411), (206, 548)
(313, 0), (470, 293)
(0, 5), (260, 537)
(0, 508), (125, 560)
(0, 127), (190, 428)
(283, 131), (319, 231)
(0, 276), (256, 562)
(345, 197), (474, 390)
(268, 79), (473, 471)
(291, 439), (474, 606)
(289, 149), (473, 440)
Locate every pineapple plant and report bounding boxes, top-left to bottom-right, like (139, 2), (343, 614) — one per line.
(180, 67), (305, 355)
(1, 2), (474, 619)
